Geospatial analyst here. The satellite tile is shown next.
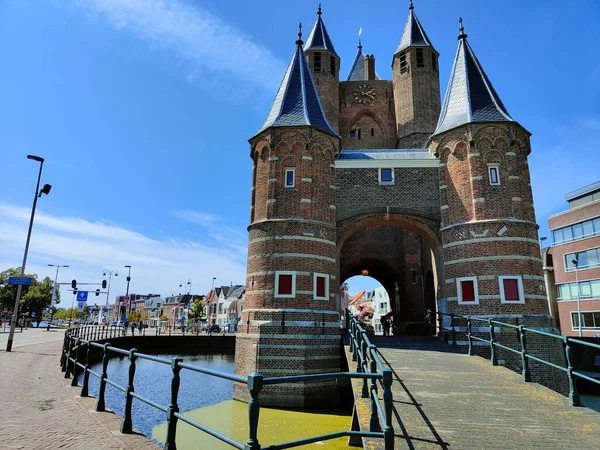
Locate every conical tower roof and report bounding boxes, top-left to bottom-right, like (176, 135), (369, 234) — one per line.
(254, 24), (339, 139)
(304, 4), (337, 56)
(346, 39), (380, 81)
(396, 1), (436, 54)
(432, 19), (513, 136)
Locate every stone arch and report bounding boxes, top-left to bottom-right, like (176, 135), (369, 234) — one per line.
(344, 110), (385, 148)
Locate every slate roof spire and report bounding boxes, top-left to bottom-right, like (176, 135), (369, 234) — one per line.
(254, 23), (339, 139)
(396, 1), (436, 54)
(347, 33), (380, 81)
(432, 18), (514, 136)
(303, 4), (338, 56)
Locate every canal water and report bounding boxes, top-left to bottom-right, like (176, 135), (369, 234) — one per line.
(81, 354), (352, 449)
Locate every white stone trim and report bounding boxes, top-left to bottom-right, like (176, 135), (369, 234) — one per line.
(443, 236), (539, 248)
(468, 152), (480, 158)
(250, 236), (336, 246)
(456, 276), (479, 305)
(247, 271), (311, 278)
(259, 344), (340, 350)
(267, 199), (276, 203)
(471, 175), (483, 181)
(335, 159), (439, 169)
(269, 156), (279, 161)
(478, 275), (496, 281)
(509, 175), (520, 180)
(249, 253), (336, 263)
(439, 184), (447, 190)
(302, 156), (313, 161)
(522, 275), (545, 281)
(329, 205), (336, 210)
(301, 178), (312, 182)
(445, 278), (454, 284)
(249, 320), (339, 328)
(274, 271), (296, 298)
(440, 205), (449, 210)
(242, 308), (339, 315)
(506, 151), (516, 156)
(300, 198), (312, 203)
(444, 255), (542, 265)
(473, 197), (485, 203)
(439, 218), (538, 232)
(499, 275), (525, 304)
(236, 334), (340, 340)
(512, 197), (522, 202)
(268, 178), (277, 183)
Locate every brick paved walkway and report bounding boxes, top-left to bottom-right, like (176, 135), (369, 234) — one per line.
(0, 340), (159, 450)
(356, 336), (600, 450)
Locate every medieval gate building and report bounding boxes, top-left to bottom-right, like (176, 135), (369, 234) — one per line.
(234, 4), (549, 407)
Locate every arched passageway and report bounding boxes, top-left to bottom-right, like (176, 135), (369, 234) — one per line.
(338, 212), (441, 335)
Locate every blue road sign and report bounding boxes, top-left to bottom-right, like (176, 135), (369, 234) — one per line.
(77, 302), (85, 312)
(76, 291), (88, 302)
(103, 307), (108, 313)
(31, 311), (36, 317)
(101, 317), (106, 323)
(8, 277), (32, 286)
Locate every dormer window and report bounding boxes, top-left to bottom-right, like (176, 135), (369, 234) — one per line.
(314, 52), (322, 72)
(416, 49), (424, 68)
(399, 52), (408, 74)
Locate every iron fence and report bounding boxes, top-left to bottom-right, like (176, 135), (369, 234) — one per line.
(60, 317), (394, 450)
(427, 310), (600, 406)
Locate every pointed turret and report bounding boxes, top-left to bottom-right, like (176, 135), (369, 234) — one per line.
(395, 1), (436, 55)
(392, 1), (441, 148)
(432, 18), (513, 136)
(303, 4), (337, 56)
(346, 39), (380, 81)
(304, 5), (340, 132)
(255, 23), (338, 138)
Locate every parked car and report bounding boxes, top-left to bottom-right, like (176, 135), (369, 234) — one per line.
(208, 324), (221, 333)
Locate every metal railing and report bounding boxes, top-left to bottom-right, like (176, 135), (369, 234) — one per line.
(427, 310), (600, 406)
(60, 321), (394, 450)
(61, 323), (213, 340)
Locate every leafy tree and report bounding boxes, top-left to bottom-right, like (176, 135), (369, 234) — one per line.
(191, 298), (206, 322)
(0, 267), (60, 324)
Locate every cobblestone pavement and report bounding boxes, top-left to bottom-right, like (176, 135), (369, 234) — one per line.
(359, 336), (600, 450)
(0, 340), (160, 449)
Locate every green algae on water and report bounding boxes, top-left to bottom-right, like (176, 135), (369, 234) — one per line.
(152, 399), (352, 449)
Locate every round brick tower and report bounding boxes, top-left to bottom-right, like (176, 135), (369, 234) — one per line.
(428, 20), (547, 319)
(234, 25), (342, 408)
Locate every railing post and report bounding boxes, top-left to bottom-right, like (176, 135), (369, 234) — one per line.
(467, 317), (473, 356)
(426, 309), (432, 336)
(450, 314), (457, 347)
(382, 368), (394, 450)
(349, 320), (354, 354)
(60, 333), (69, 372)
(121, 348), (138, 434)
(81, 341), (91, 397)
(96, 342), (111, 412)
(489, 319), (498, 366)
(361, 338), (369, 398)
(564, 337), (581, 406)
(165, 357), (183, 450)
(518, 325), (531, 382)
(368, 345), (380, 432)
(64, 336), (74, 379)
(245, 372), (263, 450)
(437, 312), (444, 342)
(71, 337), (81, 386)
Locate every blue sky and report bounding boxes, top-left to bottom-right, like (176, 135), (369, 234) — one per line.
(1, 0), (599, 306)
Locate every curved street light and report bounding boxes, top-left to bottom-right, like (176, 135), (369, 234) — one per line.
(179, 278), (192, 295)
(103, 269), (119, 323)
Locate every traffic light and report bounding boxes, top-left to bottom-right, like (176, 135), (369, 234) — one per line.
(95, 289), (100, 296)
(102, 280), (107, 289)
(71, 279), (77, 289)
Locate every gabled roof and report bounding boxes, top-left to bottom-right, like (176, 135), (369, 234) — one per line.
(346, 41), (381, 82)
(225, 285), (245, 300)
(303, 5), (337, 56)
(254, 25), (339, 139)
(395, 2), (436, 54)
(432, 22), (513, 136)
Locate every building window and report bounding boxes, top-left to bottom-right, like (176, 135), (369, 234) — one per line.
(551, 217), (600, 244)
(330, 55), (336, 75)
(284, 168), (295, 188)
(416, 48), (424, 67)
(571, 311), (600, 330)
(457, 277), (479, 304)
(399, 52), (408, 74)
(488, 165), (501, 185)
(557, 279), (600, 300)
(275, 271), (296, 298)
(314, 52), (322, 72)
(499, 276), (525, 304)
(379, 168), (394, 185)
(313, 273), (329, 300)
(565, 248), (600, 271)
(432, 52), (438, 71)
(349, 128), (361, 139)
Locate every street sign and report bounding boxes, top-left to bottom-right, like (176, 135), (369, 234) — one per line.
(103, 307), (108, 313)
(181, 316), (186, 322)
(31, 312), (36, 317)
(77, 302), (85, 312)
(101, 317), (106, 323)
(76, 291), (88, 302)
(8, 277), (32, 286)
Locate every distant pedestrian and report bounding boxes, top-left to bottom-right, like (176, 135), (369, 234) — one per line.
(131, 322), (135, 336)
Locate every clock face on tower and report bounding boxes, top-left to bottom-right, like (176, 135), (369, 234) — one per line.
(352, 84), (377, 104)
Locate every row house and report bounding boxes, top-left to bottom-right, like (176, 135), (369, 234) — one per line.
(143, 296), (163, 327)
(206, 285), (245, 329)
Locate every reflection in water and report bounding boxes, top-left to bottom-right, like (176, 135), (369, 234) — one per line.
(80, 354), (235, 441)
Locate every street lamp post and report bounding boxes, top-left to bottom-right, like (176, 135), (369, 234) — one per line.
(124, 265), (132, 316)
(572, 259), (582, 337)
(179, 278), (192, 295)
(47, 264), (68, 330)
(103, 269), (119, 323)
(6, 155), (52, 352)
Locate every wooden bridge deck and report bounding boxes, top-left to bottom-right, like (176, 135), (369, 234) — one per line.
(348, 336), (600, 450)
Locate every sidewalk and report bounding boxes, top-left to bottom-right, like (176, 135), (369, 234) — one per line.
(0, 340), (159, 449)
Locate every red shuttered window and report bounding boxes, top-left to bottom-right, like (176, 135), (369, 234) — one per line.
(278, 274), (293, 296)
(502, 278), (520, 302)
(461, 280), (475, 302)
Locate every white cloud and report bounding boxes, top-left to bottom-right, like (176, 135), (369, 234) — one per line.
(76, 0), (285, 92)
(0, 202), (247, 308)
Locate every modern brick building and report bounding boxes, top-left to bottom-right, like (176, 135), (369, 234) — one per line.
(235, 4), (550, 407)
(548, 181), (600, 337)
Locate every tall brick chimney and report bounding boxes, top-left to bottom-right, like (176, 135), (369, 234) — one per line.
(364, 54), (376, 80)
